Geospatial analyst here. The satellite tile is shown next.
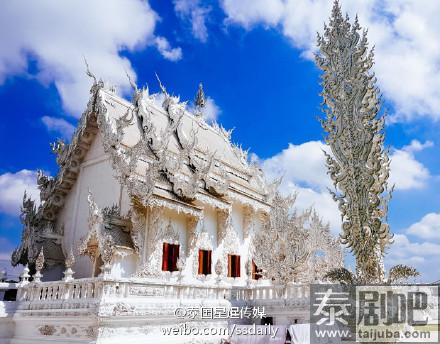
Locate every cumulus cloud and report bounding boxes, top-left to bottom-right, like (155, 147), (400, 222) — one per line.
(398, 211), (440, 280)
(389, 140), (432, 190)
(406, 213), (440, 239)
(402, 139), (434, 153)
(174, 0), (210, 42)
(386, 233), (440, 281)
(0, 0), (181, 116)
(221, 0), (440, 122)
(155, 37), (183, 62)
(260, 139), (434, 234)
(186, 93), (221, 122)
(202, 97), (221, 122)
(290, 184), (341, 236)
(0, 170), (39, 216)
(41, 116), (75, 140)
(262, 141), (331, 190)
(261, 141), (340, 233)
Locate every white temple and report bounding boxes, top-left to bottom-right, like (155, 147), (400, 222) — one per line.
(0, 75), (342, 344)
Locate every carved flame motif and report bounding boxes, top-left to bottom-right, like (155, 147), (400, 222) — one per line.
(96, 75), (233, 207)
(35, 247), (45, 272)
(130, 207), (146, 256)
(11, 193), (61, 267)
(253, 193), (342, 284)
(316, 1), (393, 282)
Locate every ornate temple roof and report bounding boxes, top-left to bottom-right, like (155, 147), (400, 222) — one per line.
(103, 89), (251, 176)
(12, 75), (274, 266)
(95, 77), (274, 212)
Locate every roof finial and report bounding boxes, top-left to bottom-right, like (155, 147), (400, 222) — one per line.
(83, 56), (97, 84)
(195, 82), (206, 109)
(155, 73), (168, 96)
(125, 70), (138, 92)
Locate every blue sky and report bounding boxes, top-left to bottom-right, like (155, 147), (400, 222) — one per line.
(1, 0), (440, 281)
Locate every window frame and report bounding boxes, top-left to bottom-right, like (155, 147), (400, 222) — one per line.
(227, 254), (241, 278)
(162, 242), (180, 272)
(198, 249), (212, 275)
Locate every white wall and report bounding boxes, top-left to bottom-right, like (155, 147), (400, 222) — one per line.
(161, 209), (188, 255)
(231, 203), (244, 242)
(57, 132), (122, 278)
(202, 206), (218, 248)
(55, 132), (266, 282)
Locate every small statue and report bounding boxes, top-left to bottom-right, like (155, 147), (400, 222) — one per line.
(33, 247), (45, 283)
(63, 248), (75, 282)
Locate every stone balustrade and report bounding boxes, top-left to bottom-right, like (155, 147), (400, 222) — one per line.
(242, 284), (310, 301)
(16, 278), (236, 305)
(14, 277), (310, 306)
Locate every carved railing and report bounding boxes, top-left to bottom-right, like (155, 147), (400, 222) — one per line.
(232, 284), (310, 301)
(17, 278), (233, 303)
(17, 278), (100, 303)
(16, 278), (310, 306)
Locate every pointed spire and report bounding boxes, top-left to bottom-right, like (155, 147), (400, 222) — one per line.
(331, 0), (342, 21)
(195, 82), (206, 109)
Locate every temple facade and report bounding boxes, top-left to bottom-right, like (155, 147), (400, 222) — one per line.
(1, 74), (342, 344)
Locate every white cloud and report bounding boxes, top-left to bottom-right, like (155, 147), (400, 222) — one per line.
(398, 211), (440, 280)
(386, 233), (440, 282)
(203, 97), (220, 122)
(262, 141), (331, 190)
(222, 0), (285, 28)
(155, 37), (183, 62)
(0, 0), (182, 116)
(41, 116), (75, 140)
(174, 0), (210, 42)
(406, 213), (440, 239)
(0, 170), (39, 216)
(186, 94), (221, 122)
(389, 141), (432, 190)
(261, 141), (341, 233)
(389, 234), (440, 258)
(402, 139), (434, 153)
(221, 0), (440, 122)
(289, 183), (342, 236)
(260, 139), (434, 234)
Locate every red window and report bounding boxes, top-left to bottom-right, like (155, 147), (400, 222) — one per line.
(252, 260), (263, 280)
(198, 249), (212, 275)
(162, 243), (179, 272)
(228, 254), (241, 278)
